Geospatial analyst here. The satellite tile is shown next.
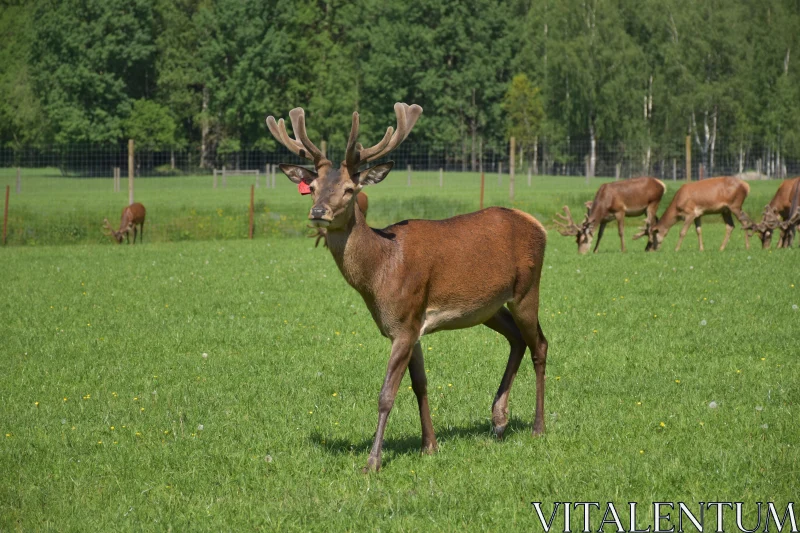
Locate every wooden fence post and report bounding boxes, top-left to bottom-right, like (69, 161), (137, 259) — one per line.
(128, 139), (134, 205)
(255, 169), (260, 189)
(439, 168), (443, 188)
(407, 164), (411, 187)
(685, 135), (691, 181)
(213, 169), (217, 189)
(272, 164), (276, 188)
(222, 167), (227, 188)
(498, 162), (502, 186)
(3, 185), (8, 245)
(509, 136), (515, 203)
(528, 166), (532, 187)
(16, 167), (20, 194)
(249, 185), (255, 239)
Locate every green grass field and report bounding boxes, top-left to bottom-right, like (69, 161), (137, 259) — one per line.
(1, 170), (798, 530)
(2, 225), (798, 529)
(0, 167), (788, 246)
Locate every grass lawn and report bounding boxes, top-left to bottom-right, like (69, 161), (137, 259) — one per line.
(0, 166), (788, 246)
(1, 224), (797, 529)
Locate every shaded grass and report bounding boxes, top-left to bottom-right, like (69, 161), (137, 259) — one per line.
(1, 229), (797, 530)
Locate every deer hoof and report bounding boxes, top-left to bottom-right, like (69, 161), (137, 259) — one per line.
(532, 422), (545, 437)
(421, 442), (439, 455)
(493, 424), (508, 440)
(362, 456), (381, 473)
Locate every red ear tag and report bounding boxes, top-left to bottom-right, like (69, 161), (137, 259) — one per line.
(298, 181), (312, 195)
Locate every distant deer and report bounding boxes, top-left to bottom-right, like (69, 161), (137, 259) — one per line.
(748, 177), (800, 249)
(644, 177), (751, 252)
(267, 103), (549, 472)
(554, 177), (666, 253)
(310, 192), (368, 247)
(102, 202), (146, 244)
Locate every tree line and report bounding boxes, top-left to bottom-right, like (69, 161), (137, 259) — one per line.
(1, 0), (798, 174)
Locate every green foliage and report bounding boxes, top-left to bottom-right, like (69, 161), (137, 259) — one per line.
(502, 74), (544, 148)
(124, 99), (178, 150)
(1, 0), (799, 159)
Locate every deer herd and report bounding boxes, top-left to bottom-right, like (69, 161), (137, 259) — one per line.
(556, 175), (800, 253)
(96, 101), (796, 472)
(262, 101), (800, 472)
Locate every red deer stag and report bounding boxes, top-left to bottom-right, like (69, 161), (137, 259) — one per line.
(554, 177), (666, 253)
(309, 192), (368, 247)
(644, 177), (751, 252)
(266, 103), (549, 472)
(102, 203), (146, 244)
(748, 177), (800, 249)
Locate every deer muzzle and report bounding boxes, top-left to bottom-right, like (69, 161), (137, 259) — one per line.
(309, 205), (332, 227)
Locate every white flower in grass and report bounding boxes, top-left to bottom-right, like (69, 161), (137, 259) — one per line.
(755, 405), (763, 412)
(708, 401), (718, 409)
(699, 319), (707, 326)
(202, 352), (208, 359)
(793, 304), (798, 311)
(197, 424), (204, 431)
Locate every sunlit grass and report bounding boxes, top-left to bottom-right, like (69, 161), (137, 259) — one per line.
(1, 231), (797, 529)
(0, 167), (784, 246)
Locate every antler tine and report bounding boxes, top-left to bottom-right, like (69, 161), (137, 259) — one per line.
(553, 205), (581, 236)
(632, 221), (651, 240)
(266, 108), (330, 168)
(358, 103), (423, 164)
(289, 108), (329, 167)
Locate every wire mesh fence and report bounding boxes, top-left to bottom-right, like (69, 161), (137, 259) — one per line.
(1, 139), (797, 246)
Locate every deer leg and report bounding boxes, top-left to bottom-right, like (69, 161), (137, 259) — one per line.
(408, 342), (437, 454)
(140, 223), (144, 244)
(484, 308), (526, 439)
(720, 212), (735, 251)
(675, 216), (695, 252)
(615, 212), (626, 253)
(593, 222), (607, 253)
(364, 335), (417, 473)
(508, 295), (546, 436)
(695, 218), (704, 251)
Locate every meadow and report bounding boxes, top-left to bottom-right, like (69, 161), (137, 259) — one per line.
(0, 170), (798, 530)
(0, 166), (788, 246)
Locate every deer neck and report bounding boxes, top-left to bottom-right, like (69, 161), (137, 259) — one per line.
(654, 201), (680, 235)
(325, 203), (389, 295)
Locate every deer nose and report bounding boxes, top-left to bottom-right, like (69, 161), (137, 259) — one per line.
(310, 206), (328, 219)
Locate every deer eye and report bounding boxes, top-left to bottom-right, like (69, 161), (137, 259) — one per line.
(344, 188), (354, 195)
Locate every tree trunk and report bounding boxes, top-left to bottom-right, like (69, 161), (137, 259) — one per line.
(200, 86), (210, 169)
(533, 136), (539, 175)
(588, 119), (596, 178)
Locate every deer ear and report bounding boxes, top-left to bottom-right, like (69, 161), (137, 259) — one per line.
(279, 164), (317, 185)
(356, 162), (394, 187)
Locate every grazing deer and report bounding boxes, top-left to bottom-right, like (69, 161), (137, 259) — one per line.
(267, 103), (549, 472)
(554, 177), (666, 253)
(310, 192), (368, 247)
(748, 177), (800, 249)
(644, 177), (751, 252)
(102, 202), (146, 244)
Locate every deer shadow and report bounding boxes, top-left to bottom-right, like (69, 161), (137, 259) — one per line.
(311, 416), (534, 466)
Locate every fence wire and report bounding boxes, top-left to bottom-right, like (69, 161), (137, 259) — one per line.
(1, 140), (797, 246)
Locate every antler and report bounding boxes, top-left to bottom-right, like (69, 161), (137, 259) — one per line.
(101, 218), (114, 236)
(632, 221), (651, 240)
(345, 103), (423, 169)
(553, 206), (582, 236)
(265, 108), (331, 168)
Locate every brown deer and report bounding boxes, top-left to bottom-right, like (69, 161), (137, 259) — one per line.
(310, 192), (368, 247)
(102, 202), (146, 244)
(748, 177), (800, 249)
(266, 103), (548, 472)
(644, 177), (751, 252)
(554, 177), (666, 253)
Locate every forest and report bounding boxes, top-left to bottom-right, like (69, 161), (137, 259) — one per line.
(1, 0), (799, 176)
